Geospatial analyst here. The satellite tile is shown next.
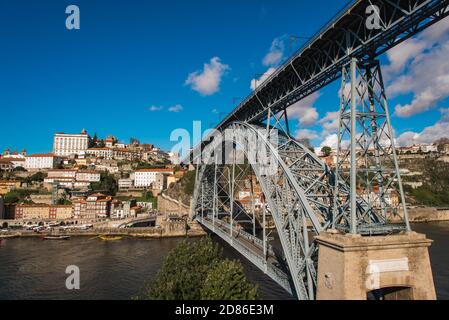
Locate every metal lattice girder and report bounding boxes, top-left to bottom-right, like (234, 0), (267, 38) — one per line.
(218, 0), (449, 126)
(334, 58), (410, 234)
(191, 121), (392, 299)
(186, 0), (449, 301)
(185, 0), (449, 164)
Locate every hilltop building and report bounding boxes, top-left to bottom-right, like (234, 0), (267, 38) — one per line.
(53, 129), (89, 157)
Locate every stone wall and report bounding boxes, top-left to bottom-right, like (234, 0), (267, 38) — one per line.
(157, 193), (190, 217)
(407, 207), (449, 222)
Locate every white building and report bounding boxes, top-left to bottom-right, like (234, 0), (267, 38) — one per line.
(53, 129), (89, 157)
(8, 158), (26, 169)
(86, 148), (113, 160)
(44, 169), (78, 188)
(76, 170), (101, 183)
(134, 169), (174, 188)
(420, 144), (438, 153)
(25, 153), (59, 170)
(118, 178), (134, 190)
(44, 169), (100, 189)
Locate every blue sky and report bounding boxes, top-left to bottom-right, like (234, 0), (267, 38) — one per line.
(1, 0), (449, 154)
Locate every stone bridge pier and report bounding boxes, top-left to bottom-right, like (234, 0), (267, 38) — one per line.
(316, 231), (436, 300)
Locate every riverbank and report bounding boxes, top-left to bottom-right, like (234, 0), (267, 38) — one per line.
(407, 207), (449, 223)
(0, 222), (207, 240)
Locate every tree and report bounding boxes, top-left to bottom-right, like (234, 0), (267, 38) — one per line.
(13, 166), (27, 172)
(146, 238), (222, 300)
(435, 137), (449, 153)
(201, 260), (258, 300)
(89, 133), (98, 148)
(321, 146), (332, 157)
(24, 171), (46, 184)
(90, 172), (118, 195)
(140, 237), (258, 300)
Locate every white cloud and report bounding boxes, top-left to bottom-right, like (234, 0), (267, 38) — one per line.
(296, 129), (319, 141)
(168, 104), (183, 113)
(250, 67), (276, 90)
(185, 57), (230, 96)
(319, 134), (339, 150)
(384, 18), (449, 117)
(263, 36), (285, 67)
(396, 108), (449, 146)
(148, 105), (163, 112)
(319, 111), (340, 133)
(288, 92), (320, 126)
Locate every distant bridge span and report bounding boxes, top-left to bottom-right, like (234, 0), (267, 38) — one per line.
(188, 0), (448, 300)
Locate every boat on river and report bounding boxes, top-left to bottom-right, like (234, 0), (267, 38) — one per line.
(42, 235), (71, 240)
(99, 235), (123, 241)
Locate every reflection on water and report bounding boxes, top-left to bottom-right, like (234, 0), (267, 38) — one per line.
(0, 222), (447, 300)
(412, 222), (449, 300)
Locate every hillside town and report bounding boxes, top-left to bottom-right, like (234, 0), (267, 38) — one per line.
(0, 129), (194, 232)
(2, 130), (449, 230)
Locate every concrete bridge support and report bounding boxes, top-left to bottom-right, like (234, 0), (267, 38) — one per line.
(316, 231), (436, 300)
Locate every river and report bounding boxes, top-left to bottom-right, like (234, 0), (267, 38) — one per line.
(0, 222), (447, 300)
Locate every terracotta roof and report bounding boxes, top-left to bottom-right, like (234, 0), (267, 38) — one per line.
(3, 157), (25, 161)
(0, 180), (20, 184)
(89, 193), (106, 197)
(136, 168), (174, 173)
(87, 148), (111, 151)
(26, 153), (56, 158)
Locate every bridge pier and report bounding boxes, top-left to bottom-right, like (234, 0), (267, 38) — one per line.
(315, 231), (436, 300)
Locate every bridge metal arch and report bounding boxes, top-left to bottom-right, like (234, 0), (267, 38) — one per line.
(190, 121), (390, 299)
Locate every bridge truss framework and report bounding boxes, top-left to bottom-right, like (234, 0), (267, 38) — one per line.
(188, 0), (449, 300)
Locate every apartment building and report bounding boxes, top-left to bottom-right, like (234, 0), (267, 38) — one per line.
(14, 204), (73, 220)
(118, 178), (134, 190)
(0, 180), (21, 195)
(73, 193), (112, 219)
(134, 168), (174, 188)
(86, 147), (113, 160)
(25, 153), (59, 170)
(44, 169), (100, 188)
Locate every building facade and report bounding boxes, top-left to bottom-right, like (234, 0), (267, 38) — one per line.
(118, 178), (134, 190)
(25, 153), (59, 170)
(134, 169), (174, 188)
(14, 204), (73, 220)
(73, 194), (112, 219)
(86, 148), (113, 160)
(53, 129), (89, 157)
(0, 180), (21, 195)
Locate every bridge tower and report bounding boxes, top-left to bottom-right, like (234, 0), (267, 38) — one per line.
(315, 58), (436, 300)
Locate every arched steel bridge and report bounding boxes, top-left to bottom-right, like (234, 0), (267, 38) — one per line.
(185, 0), (449, 300)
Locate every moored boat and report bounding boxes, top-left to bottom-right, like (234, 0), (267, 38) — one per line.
(99, 235), (123, 241)
(42, 235), (71, 240)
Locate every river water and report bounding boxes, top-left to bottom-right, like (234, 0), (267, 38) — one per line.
(0, 222), (447, 300)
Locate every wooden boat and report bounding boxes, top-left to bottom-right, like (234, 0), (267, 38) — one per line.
(99, 235), (123, 241)
(42, 235), (71, 240)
